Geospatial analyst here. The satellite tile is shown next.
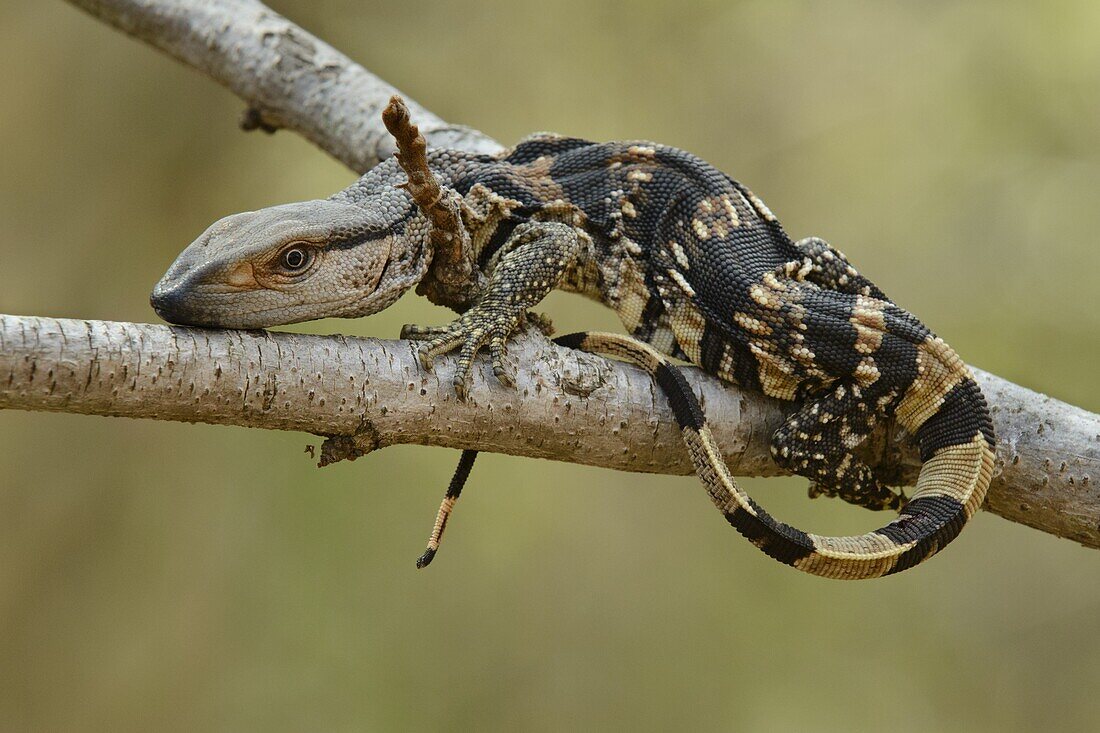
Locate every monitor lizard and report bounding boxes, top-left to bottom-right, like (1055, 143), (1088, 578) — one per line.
(151, 103), (996, 580)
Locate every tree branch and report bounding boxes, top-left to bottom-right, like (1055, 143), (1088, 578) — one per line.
(2, 315), (1098, 548)
(65, 0), (503, 172)
(0, 0), (1087, 550)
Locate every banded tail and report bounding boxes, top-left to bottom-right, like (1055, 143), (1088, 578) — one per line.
(416, 449), (478, 569)
(555, 331), (996, 580)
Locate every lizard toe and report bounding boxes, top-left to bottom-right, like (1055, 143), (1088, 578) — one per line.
(489, 336), (515, 389)
(450, 332), (491, 401)
(417, 333), (464, 372)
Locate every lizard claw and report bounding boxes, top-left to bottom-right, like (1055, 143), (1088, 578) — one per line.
(489, 336), (515, 389)
(493, 365), (515, 390)
(416, 332), (464, 374)
(453, 374), (470, 402)
(450, 335), (488, 402)
(405, 309), (521, 399)
(417, 346), (435, 372)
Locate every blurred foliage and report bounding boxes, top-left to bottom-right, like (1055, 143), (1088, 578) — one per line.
(1, 1), (1098, 730)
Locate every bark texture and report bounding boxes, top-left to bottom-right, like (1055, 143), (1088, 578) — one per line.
(2, 315), (1098, 548)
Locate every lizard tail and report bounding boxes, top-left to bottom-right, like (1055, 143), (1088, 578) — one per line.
(554, 331), (996, 580)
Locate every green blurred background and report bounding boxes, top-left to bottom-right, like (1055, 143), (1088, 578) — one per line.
(1, 1), (1098, 730)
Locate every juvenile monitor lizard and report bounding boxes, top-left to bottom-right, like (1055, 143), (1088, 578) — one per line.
(151, 112), (995, 580)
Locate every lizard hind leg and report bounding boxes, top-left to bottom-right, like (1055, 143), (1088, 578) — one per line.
(771, 381), (906, 512)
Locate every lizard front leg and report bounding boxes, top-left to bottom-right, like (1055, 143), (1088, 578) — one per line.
(402, 220), (583, 400)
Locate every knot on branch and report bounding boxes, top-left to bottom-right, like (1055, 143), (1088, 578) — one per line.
(239, 105), (279, 134)
(383, 95), (483, 310)
(318, 421), (382, 467)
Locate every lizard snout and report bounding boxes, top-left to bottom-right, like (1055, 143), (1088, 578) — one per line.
(149, 278), (194, 325)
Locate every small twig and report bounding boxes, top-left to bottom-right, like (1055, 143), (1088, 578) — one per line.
(383, 95), (482, 309)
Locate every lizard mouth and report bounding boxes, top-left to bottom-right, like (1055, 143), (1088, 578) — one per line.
(149, 279), (361, 328)
(149, 280), (250, 327)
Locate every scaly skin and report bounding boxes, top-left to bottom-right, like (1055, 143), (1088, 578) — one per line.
(153, 133), (995, 579)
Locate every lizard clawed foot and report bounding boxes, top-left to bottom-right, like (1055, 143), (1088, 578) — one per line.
(401, 307), (522, 400)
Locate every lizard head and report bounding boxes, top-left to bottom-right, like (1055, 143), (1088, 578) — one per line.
(150, 185), (430, 329)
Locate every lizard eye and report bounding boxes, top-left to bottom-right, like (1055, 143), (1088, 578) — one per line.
(280, 246), (312, 271)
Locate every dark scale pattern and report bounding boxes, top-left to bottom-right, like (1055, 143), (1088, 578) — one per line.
(157, 127), (997, 578)
(558, 331), (992, 579)
(771, 379), (908, 512)
(877, 495), (968, 574)
(654, 362), (706, 431)
(725, 504), (816, 567)
(698, 320), (761, 392)
(915, 378), (997, 459)
(503, 134), (595, 164)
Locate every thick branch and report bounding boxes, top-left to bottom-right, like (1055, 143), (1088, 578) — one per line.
(2, 315), (1098, 548)
(66, 0), (503, 172)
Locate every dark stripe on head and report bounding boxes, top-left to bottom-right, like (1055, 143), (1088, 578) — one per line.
(329, 206), (418, 251)
(914, 378), (995, 460)
(725, 501), (816, 566)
